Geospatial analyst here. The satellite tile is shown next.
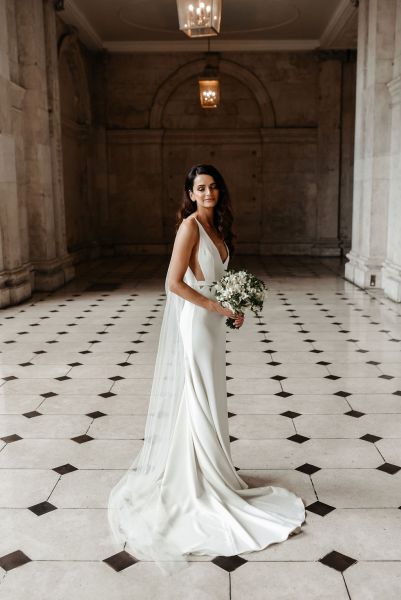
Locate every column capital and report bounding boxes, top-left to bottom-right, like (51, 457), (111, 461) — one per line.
(388, 76), (401, 105)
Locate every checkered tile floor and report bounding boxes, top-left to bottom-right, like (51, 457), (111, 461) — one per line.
(1, 256), (401, 599)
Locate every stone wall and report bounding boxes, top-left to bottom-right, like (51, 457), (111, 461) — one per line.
(104, 50), (356, 256)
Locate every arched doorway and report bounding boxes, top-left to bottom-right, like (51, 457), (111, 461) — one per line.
(149, 58), (275, 246)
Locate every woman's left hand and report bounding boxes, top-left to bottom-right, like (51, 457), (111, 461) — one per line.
(233, 312), (245, 328)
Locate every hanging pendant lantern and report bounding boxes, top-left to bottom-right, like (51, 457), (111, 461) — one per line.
(199, 77), (220, 109)
(176, 0), (222, 38)
(198, 54), (220, 109)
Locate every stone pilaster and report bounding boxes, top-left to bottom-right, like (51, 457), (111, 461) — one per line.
(345, 0), (397, 290)
(0, 0), (32, 307)
(382, 2), (401, 302)
(14, 0), (74, 291)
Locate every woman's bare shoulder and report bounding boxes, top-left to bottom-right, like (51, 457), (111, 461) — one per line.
(179, 215), (198, 235)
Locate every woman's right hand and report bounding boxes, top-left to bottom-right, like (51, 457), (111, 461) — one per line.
(209, 300), (237, 319)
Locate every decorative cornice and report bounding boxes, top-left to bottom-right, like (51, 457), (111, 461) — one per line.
(103, 39), (320, 53)
(61, 0), (103, 49)
(320, 0), (358, 49)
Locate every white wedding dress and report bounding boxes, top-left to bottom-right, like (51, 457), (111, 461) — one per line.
(108, 217), (306, 572)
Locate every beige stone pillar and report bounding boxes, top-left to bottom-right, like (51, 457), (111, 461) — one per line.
(0, 0), (32, 307)
(382, 1), (401, 302)
(345, 0), (397, 290)
(14, 0), (74, 291)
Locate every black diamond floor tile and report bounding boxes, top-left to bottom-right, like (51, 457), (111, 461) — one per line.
(22, 411), (42, 418)
(360, 433), (382, 443)
(1, 434), (22, 443)
(275, 391), (293, 398)
(376, 462), (401, 475)
(344, 410), (365, 418)
(287, 434), (310, 444)
(87, 411), (106, 419)
(103, 550), (139, 571)
(98, 392), (116, 398)
(28, 501), (58, 516)
(211, 555), (248, 572)
(71, 434), (94, 444)
(296, 463), (321, 475)
(280, 410), (301, 419)
(53, 463), (78, 475)
(0, 550), (32, 571)
(306, 501), (336, 517)
(319, 550), (357, 572)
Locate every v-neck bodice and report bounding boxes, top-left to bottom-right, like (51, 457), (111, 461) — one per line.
(183, 216), (229, 289)
(193, 217), (229, 265)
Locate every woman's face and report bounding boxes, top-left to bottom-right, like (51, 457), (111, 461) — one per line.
(189, 174), (219, 207)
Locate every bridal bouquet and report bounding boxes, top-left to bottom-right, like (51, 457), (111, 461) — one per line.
(209, 268), (267, 329)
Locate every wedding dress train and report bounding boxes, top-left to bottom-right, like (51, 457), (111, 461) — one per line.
(108, 217), (306, 572)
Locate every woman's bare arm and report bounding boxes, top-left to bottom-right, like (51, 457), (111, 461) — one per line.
(168, 220), (238, 319)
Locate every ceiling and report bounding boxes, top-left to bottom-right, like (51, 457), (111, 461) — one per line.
(60, 0), (358, 52)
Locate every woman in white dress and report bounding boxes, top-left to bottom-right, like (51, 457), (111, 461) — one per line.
(108, 164), (306, 573)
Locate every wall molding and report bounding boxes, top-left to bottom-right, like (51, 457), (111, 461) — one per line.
(104, 39), (320, 53)
(62, 0), (103, 49)
(320, 0), (358, 49)
(106, 128), (318, 146)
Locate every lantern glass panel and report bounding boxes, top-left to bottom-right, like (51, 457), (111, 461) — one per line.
(199, 79), (220, 108)
(176, 0), (222, 38)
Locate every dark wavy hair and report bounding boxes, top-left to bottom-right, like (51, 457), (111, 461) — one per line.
(175, 164), (236, 257)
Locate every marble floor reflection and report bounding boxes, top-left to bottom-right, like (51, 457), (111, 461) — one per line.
(1, 255), (400, 599)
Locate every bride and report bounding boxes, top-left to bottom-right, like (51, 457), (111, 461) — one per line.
(108, 164), (306, 573)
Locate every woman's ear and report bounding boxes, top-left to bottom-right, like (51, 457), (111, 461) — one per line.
(189, 190), (195, 202)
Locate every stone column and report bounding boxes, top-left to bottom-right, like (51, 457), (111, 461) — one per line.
(382, 2), (401, 302)
(316, 53), (342, 256)
(345, 0), (397, 289)
(14, 0), (74, 291)
(0, 0), (32, 307)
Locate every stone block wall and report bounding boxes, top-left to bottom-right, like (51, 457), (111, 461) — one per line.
(103, 50), (356, 256)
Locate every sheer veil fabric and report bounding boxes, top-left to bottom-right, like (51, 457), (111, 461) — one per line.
(107, 217), (306, 575)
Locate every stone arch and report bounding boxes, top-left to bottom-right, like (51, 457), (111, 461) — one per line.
(149, 58), (276, 129)
(58, 32), (92, 126)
